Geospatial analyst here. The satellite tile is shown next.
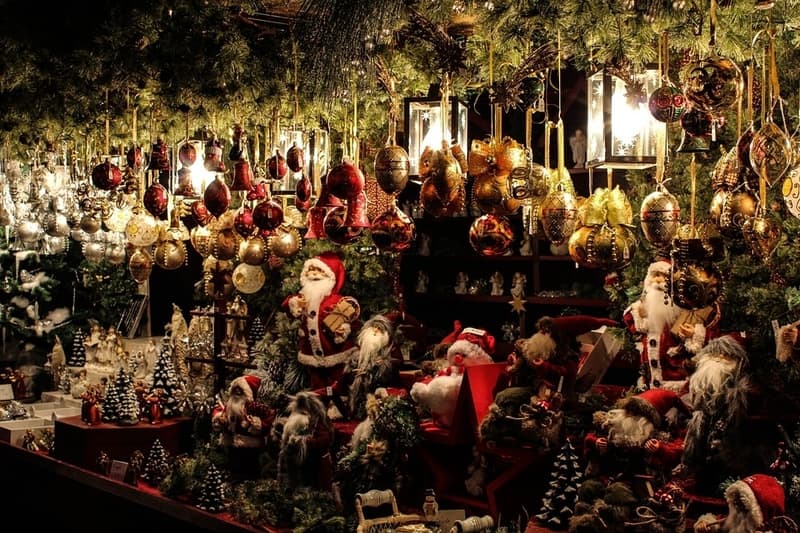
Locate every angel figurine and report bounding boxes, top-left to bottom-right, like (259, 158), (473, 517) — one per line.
(490, 271), (504, 296)
(455, 272), (469, 295)
(510, 272), (526, 298)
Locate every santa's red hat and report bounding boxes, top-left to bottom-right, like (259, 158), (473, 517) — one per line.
(447, 327), (496, 366)
(229, 374), (262, 402)
(725, 474), (785, 526)
(618, 388), (690, 427)
(302, 251), (346, 294)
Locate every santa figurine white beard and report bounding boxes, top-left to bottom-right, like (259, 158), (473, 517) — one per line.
(688, 352), (739, 409)
(299, 271), (336, 314)
(605, 409), (655, 448)
(224, 390), (248, 434)
(721, 506), (760, 533)
(639, 275), (681, 339)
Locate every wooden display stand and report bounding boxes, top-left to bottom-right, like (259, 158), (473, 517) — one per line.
(53, 415), (193, 470)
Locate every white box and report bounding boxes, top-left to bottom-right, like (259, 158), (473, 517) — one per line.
(575, 326), (623, 392)
(48, 407), (81, 420)
(0, 418), (54, 446)
(40, 391), (70, 404)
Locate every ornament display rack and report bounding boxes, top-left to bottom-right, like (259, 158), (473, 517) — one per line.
(185, 300), (256, 394)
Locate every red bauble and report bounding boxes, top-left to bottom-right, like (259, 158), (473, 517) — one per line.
(327, 159), (365, 199)
(143, 182), (168, 217)
(268, 150), (288, 179)
(295, 174), (312, 212)
(91, 160), (123, 190)
(178, 143), (197, 167)
(191, 200), (212, 226)
(370, 205), (416, 253)
(203, 176), (232, 218)
(324, 205), (362, 244)
(234, 206), (256, 237)
(287, 143), (305, 173)
(247, 181), (267, 201)
(126, 145), (143, 171)
(253, 199), (284, 231)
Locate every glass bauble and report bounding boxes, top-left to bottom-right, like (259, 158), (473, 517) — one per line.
(267, 149), (288, 180)
(129, 248), (153, 283)
(44, 212), (70, 237)
(211, 227), (241, 261)
(203, 257), (234, 299)
(374, 144), (410, 195)
(234, 206), (255, 237)
(79, 214), (101, 234)
(91, 160), (123, 191)
(190, 225), (214, 258)
(569, 224), (637, 270)
(640, 190), (681, 248)
(143, 182), (168, 218)
(473, 174), (521, 216)
(267, 224), (302, 258)
(287, 143), (305, 173)
(508, 162), (549, 201)
(125, 210), (159, 247)
(717, 190), (757, 238)
(323, 205), (362, 244)
(711, 148), (740, 191)
(42, 235), (68, 255)
(191, 200), (212, 226)
(742, 215), (781, 261)
(295, 174), (313, 212)
(648, 84), (687, 123)
(681, 55), (743, 112)
(749, 120), (792, 187)
(540, 189), (578, 245)
(253, 199), (284, 231)
(238, 235), (269, 265)
(370, 205), (416, 253)
(178, 142), (197, 167)
(154, 238), (187, 270)
(420, 146), (464, 217)
(103, 207), (132, 234)
(104, 243), (127, 265)
(16, 219), (41, 244)
(203, 176), (232, 219)
(782, 161), (800, 219)
(327, 159), (365, 199)
(232, 263), (265, 294)
(127, 144), (143, 171)
(468, 214), (514, 256)
(672, 262), (722, 310)
(82, 240), (106, 263)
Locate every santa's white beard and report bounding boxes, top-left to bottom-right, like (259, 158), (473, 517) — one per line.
(606, 410), (655, 447)
(357, 328), (390, 370)
(723, 504), (760, 533)
(226, 394), (247, 431)
(642, 279), (680, 333)
(300, 275), (335, 315)
(689, 356), (737, 407)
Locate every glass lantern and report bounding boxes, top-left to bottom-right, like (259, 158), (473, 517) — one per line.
(307, 128), (329, 196)
(403, 95), (469, 177)
(586, 68), (662, 169)
(173, 139), (213, 198)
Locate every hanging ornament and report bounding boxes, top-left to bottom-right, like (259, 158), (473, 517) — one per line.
(229, 123), (247, 161)
(267, 223), (302, 258)
(143, 182), (168, 218)
(540, 186), (578, 245)
(232, 263), (266, 294)
(468, 214), (514, 256)
(127, 144), (144, 172)
(42, 235), (68, 255)
(79, 214), (101, 235)
(91, 159), (123, 191)
(327, 159), (366, 200)
(640, 189), (681, 248)
(191, 200), (212, 226)
(568, 224), (637, 270)
(344, 190), (371, 229)
(238, 235), (269, 265)
(231, 160), (254, 192)
(178, 142), (197, 167)
(419, 143), (466, 217)
(211, 227), (242, 261)
(648, 84), (686, 123)
(672, 262), (723, 310)
(287, 142), (305, 173)
(781, 154), (800, 219)
(742, 213), (781, 260)
(711, 148), (741, 191)
(717, 189), (758, 238)
(103, 205), (133, 234)
(323, 205), (362, 244)
(203, 257), (234, 299)
(44, 212), (70, 238)
(267, 149), (288, 180)
(128, 247), (154, 283)
(105, 242), (127, 265)
(147, 138), (171, 173)
(681, 56), (743, 112)
(125, 207), (160, 247)
(295, 174), (312, 212)
(154, 235), (187, 270)
(749, 119), (792, 187)
(203, 175), (231, 219)
(234, 206), (255, 237)
(247, 181), (268, 201)
(370, 203), (416, 253)
(374, 144), (410, 195)
(677, 108), (714, 153)
(204, 138), (225, 173)
(190, 225), (214, 258)
(82, 239), (106, 263)
(253, 198), (284, 231)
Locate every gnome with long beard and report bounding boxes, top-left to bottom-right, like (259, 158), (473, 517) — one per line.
(283, 252), (361, 390)
(211, 374), (274, 449)
(693, 474), (788, 533)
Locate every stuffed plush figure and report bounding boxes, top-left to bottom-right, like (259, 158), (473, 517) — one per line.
(410, 327), (495, 428)
(693, 474), (787, 533)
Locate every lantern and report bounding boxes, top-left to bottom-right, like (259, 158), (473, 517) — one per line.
(403, 94), (469, 177)
(586, 68), (662, 170)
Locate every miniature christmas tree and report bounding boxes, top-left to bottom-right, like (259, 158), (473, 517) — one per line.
(143, 438), (171, 486)
(59, 370), (72, 394)
(196, 463), (226, 513)
(115, 367), (140, 426)
(534, 439), (584, 530)
(150, 342), (182, 418)
(247, 316), (266, 359)
(68, 329), (87, 367)
(101, 378), (120, 423)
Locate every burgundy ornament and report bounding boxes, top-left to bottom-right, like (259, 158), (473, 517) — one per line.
(91, 159), (123, 190)
(344, 190), (370, 228)
(126, 145), (144, 171)
(253, 199), (284, 231)
(204, 139), (225, 173)
(304, 206), (327, 240)
(231, 160), (254, 192)
(267, 149), (288, 179)
(178, 142), (197, 167)
(147, 139), (171, 172)
(323, 205), (362, 245)
(247, 181), (267, 201)
(229, 124), (246, 161)
(287, 143), (305, 173)
(326, 159), (365, 199)
(191, 200), (212, 226)
(203, 176), (232, 218)
(234, 206), (256, 237)
(370, 204), (416, 253)
(295, 174), (312, 212)
(143, 182), (168, 217)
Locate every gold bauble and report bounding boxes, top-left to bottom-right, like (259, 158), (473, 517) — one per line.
(238, 235), (269, 265)
(420, 179), (465, 218)
(675, 223), (725, 262)
(420, 145), (464, 217)
(468, 139), (493, 179)
(203, 257), (234, 300)
(718, 190), (758, 238)
(211, 227), (242, 261)
(374, 144), (410, 195)
(190, 226), (214, 258)
(128, 247), (154, 283)
(494, 137), (527, 174)
(568, 226), (594, 268)
(79, 214), (101, 234)
(639, 190), (681, 248)
(82, 240), (106, 263)
(154, 239), (187, 270)
(472, 173), (521, 216)
(742, 215), (781, 261)
(507, 162), (550, 201)
(569, 224), (636, 270)
(103, 207), (132, 233)
(125, 210), (160, 247)
(104, 243), (127, 265)
(44, 213), (70, 237)
(711, 147), (739, 191)
(540, 189), (578, 245)
(709, 189), (730, 222)
(232, 263), (266, 294)
(672, 262), (722, 310)
(268, 224), (302, 258)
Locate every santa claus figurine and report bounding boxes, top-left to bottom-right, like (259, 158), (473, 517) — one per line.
(624, 260), (718, 392)
(211, 374), (274, 449)
(410, 327), (495, 428)
(583, 388), (689, 480)
(694, 474), (788, 533)
(283, 252), (361, 390)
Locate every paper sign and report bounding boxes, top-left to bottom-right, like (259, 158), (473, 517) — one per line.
(109, 460), (129, 482)
(0, 384), (14, 401)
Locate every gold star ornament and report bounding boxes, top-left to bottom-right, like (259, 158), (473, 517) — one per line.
(509, 294), (526, 313)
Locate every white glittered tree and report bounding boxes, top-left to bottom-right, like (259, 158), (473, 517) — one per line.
(115, 366), (140, 426)
(101, 378), (120, 423)
(150, 341), (182, 418)
(195, 463), (226, 513)
(143, 438), (171, 486)
(68, 329), (87, 367)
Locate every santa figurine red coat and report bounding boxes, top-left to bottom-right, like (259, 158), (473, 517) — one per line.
(282, 252), (361, 390)
(212, 374), (274, 449)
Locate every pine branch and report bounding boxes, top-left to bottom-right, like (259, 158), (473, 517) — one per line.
(490, 42), (559, 111)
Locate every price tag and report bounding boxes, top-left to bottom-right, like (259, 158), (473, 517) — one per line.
(0, 384), (14, 401)
(109, 460), (129, 482)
